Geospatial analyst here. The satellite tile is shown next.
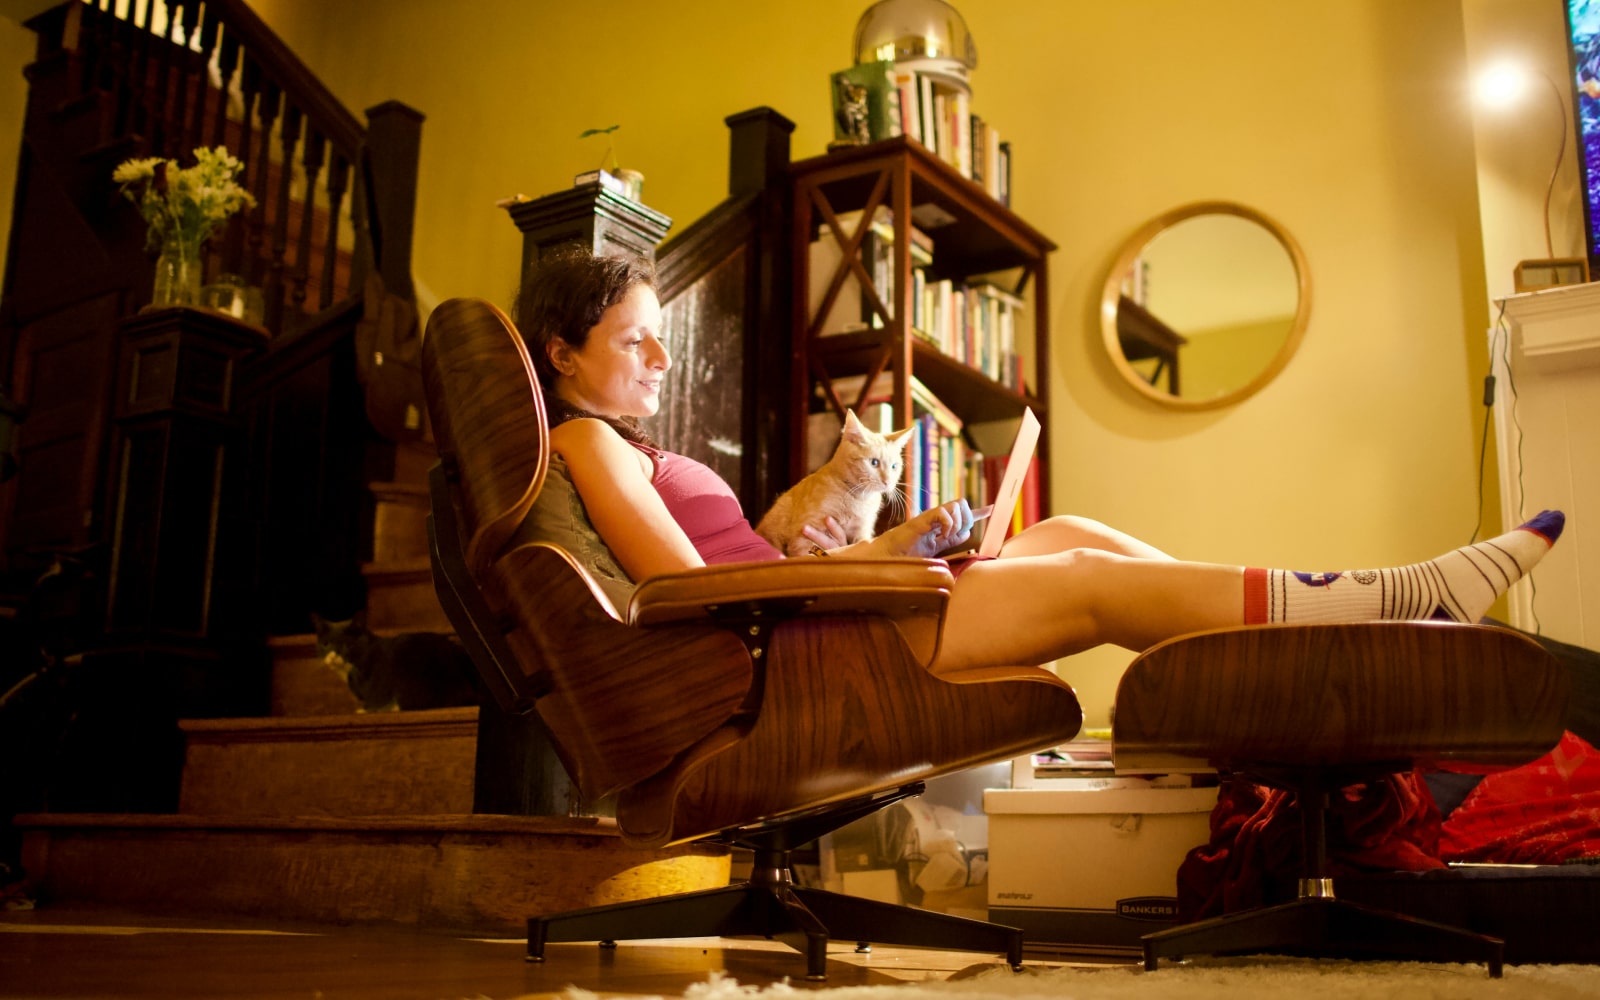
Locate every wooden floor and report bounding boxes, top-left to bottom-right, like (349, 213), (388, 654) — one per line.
(0, 906), (1131, 999)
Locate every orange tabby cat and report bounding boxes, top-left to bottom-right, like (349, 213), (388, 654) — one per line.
(755, 409), (915, 556)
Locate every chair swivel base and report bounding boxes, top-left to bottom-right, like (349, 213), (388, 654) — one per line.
(527, 862), (1024, 981)
(1141, 895), (1504, 978)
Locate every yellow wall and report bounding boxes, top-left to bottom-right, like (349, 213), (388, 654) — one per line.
(4, 0), (1565, 726)
(1463, 0), (1588, 307)
(0, 14), (33, 290)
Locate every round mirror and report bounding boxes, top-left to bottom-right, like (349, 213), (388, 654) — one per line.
(1100, 201), (1311, 410)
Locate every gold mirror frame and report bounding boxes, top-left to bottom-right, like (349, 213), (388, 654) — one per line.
(1100, 201), (1312, 411)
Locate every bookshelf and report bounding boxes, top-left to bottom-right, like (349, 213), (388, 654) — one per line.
(789, 135), (1056, 518)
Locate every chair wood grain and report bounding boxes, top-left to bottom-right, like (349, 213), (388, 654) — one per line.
(631, 557), (954, 665)
(1112, 621), (1569, 774)
(421, 295), (1085, 855)
(620, 617), (1081, 846)
(490, 543), (757, 802)
(421, 297), (547, 578)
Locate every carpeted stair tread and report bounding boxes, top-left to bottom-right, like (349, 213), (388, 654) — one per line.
(178, 707), (479, 817)
(15, 811), (731, 933)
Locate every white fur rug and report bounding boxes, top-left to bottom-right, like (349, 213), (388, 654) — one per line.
(584, 958), (1600, 1000)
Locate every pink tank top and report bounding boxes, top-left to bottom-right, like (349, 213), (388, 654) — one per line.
(631, 443), (783, 565)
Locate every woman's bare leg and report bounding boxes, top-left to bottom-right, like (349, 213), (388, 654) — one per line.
(933, 511), (1566, 671)
(997, 514), (1176, 561)
(934, 549), (1243, 671)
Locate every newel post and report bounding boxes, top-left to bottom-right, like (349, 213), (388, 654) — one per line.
(724, 107), (794, 519)
(363, 100), (425, 303)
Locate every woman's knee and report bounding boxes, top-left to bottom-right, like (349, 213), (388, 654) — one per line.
(1020, 514), (1130, 553)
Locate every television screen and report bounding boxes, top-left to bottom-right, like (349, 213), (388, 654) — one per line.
(1568, 0), (1600, 273)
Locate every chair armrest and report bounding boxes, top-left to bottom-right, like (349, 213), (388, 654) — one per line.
(629, 558), (955, 667)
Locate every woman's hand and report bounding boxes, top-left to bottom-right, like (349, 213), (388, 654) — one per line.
(878, 499), (977, 559)
(799, 516), (849, 554)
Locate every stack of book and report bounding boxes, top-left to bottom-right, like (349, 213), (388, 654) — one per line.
(810, 208), (1026, 393)
(911, 279), (1026, 392)
(830, 59), (1011, 206)
(809, 207), (934, 337)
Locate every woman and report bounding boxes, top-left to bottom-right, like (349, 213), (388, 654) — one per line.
(515, 250), (1564, 672)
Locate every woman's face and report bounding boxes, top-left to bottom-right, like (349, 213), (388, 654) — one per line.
(550, 283), (669, 418)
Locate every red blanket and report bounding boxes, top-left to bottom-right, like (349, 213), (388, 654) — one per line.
(1176, 772), (1444, 921)
(1440, 731), (1600, 864)
(1176, 732), (1600, 921)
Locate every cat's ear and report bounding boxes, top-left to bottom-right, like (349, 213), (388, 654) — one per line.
(841, 408), (867, 442)
(887, 425), (916, 450)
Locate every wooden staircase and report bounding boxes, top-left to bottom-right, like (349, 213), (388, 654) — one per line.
(3, 4), (810, 935)
(13, 339), (729, 932)
(16, 699), (731, 932)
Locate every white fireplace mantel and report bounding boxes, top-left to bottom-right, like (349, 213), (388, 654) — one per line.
(1500, 281), (1600, 374)
(1490, 281), (1597, 648)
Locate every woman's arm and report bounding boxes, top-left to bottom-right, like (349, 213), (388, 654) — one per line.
(550, 419), (704, 581)
(801, 500), (977, 559)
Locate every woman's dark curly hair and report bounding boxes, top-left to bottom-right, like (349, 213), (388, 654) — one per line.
(514, 247), (659, 446)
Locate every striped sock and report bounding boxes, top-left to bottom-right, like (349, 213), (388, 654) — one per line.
(1244, 510), (1565, 625)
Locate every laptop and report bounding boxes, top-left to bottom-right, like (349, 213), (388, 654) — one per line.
(946, 407), (1040, 561)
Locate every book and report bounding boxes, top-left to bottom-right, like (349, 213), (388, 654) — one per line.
(997, 141), (1011, 207)
(952, 89), (971, 178)
(830, 61), (903, 145)
(919, 74), (937, 156)
(891, 68), (921, 144)
(833, 207), (934, 259)
(573, 168), (627, 197)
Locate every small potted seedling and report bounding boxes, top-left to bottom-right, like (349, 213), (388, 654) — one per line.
(575, 125), (642, 201)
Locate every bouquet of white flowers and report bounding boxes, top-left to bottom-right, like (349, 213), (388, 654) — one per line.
(113, 146), (256, 251)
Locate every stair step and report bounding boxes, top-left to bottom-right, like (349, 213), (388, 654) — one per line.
(16, 812), (731, 932)
(268, 633), (363, 716)
(371, 480), (431, 563)
(362, 558), (452, 632)
(179, 707), (478, 816)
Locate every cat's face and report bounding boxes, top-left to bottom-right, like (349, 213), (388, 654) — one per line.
(838, 410), (914, 493)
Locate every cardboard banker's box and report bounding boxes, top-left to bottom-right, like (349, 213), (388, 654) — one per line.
(984, 782), (1218, 954)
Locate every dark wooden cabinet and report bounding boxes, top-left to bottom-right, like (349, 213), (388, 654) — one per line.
(788, 136), (1055, 513)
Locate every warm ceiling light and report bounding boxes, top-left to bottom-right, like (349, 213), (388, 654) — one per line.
(1475, 60), (1531, 110)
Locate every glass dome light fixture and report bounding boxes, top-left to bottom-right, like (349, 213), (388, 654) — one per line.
(852, 0), (977, 91)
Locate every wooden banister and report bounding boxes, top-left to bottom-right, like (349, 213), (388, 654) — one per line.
(649, 107), (795, 519)
(184, 0), (363, 154)
(39, 0), (422, 340)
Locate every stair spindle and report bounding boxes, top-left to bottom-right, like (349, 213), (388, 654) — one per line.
(148, 0), (176, 155)
(102, 8), (135, 142)
(78, 0), (108, 103)
(223, 54), (261, 278)
(124, 1), (153, 147)
(166, 1), (196, 159)
(322, 152), (351, 310)
(186, 2), (222, 156)
(266, 103), (304, 333)
(246, 79), (280, 290)
(292, 128), (326, 316)
(211, 29), (241, 150)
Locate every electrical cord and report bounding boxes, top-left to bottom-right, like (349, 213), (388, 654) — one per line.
(1484, 301), (1539, 634)
(1470, 300), (1508, 545)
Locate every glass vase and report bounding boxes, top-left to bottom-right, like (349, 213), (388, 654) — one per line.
(151, 232), (203, 308)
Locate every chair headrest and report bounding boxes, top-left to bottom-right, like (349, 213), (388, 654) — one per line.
(421, 297), (549, 576)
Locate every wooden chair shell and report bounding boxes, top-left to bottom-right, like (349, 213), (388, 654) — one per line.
(422, 296), (1083, 849)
